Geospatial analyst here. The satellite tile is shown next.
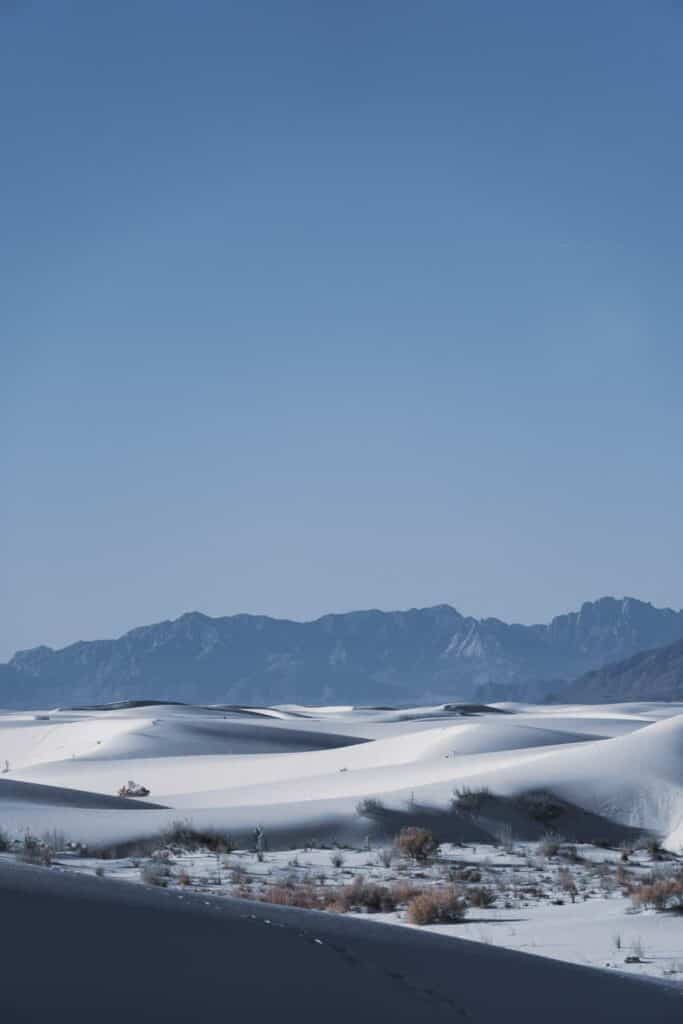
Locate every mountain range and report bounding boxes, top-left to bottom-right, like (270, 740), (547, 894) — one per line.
(1, 596), (682, 709)
(559, 636), (683, 703)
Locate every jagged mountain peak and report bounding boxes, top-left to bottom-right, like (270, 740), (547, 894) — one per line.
(2, 597), (681, 709)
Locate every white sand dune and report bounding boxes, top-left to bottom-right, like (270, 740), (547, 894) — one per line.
(2, 701), (683, 849)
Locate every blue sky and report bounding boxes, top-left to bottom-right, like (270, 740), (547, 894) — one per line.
(2, 1), (682, 659)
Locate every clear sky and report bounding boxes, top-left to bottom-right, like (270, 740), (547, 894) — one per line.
(2, 1), (682, 660)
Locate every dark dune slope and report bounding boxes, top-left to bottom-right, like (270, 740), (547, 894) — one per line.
(0, 777), (167, 809)
(0, 863), (680, 1023)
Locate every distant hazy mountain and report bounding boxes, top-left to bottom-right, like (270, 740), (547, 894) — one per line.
(1, 597), (681, 709)
(558, 637), (683, 703)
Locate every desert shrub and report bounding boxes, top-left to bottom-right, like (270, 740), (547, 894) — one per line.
(615, 864), (630, 888)
(629, 873), (683, 913)
(494, 824), (514, 853)
(558, 867), (578, 901)
(140, 859), (172, 887)
(229, 862), (247, 884)
(356, 798), (386, 819)
(645, 837), (665, 861)
(160, 820), (236, 854)
(41, 829), (68, 853)
(538, 833), (563, 858)
(407, 886), (467, 925)
(467, 886), (496, 908)
(259, 884), (326, 910)
(516, 790), (564, 824)
(334, 876), (397, 913)
(452, 786), (491, 814)
(395, 827), (438, 862)
(390, 880), (422, 904)
(19, 833), (53, 866)
(449, 865), (481, 883)
(0, 826), (11, 852)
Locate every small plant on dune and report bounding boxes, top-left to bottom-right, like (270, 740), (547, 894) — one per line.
(377, 846), (394, 868)
(467, 886), (496, 909)
(395, 827), (438, 863)
(619, 841), (634, 862)
(615, 863), (630, 888)
(356, 797), (386, 820)
(494, 824), (514, 854)
(42, 829), (68, 853)
(516, 790), (564, 825)
(229, 862), (247, 884)
(259, 884), (326, 911)
(19, 832), (53, 866)
(558, 867), (578, 902)
(140, 859), (172, 887)
(161, 820), (236, 854)
(390, 880), (422, 905)
(449, 864), (481, 883)
(645, 837), (665, 861)
(407, 886), (467, 925)
(332, 876), (398, 914)
(452, 786), (491, 814)
(538, 833), (563, 858)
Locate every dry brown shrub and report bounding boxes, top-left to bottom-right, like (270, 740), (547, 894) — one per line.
(629, 874), (683, 912)
(467, 886), (496, 908)
(395, 827), (438, 862)
(259, 884), (325, 910)
(407, 886), (467, 925)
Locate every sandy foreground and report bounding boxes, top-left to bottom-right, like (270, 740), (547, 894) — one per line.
(2, 858), (682, 1023)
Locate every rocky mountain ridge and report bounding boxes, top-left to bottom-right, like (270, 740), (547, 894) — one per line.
(1, 596), (682, 708)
